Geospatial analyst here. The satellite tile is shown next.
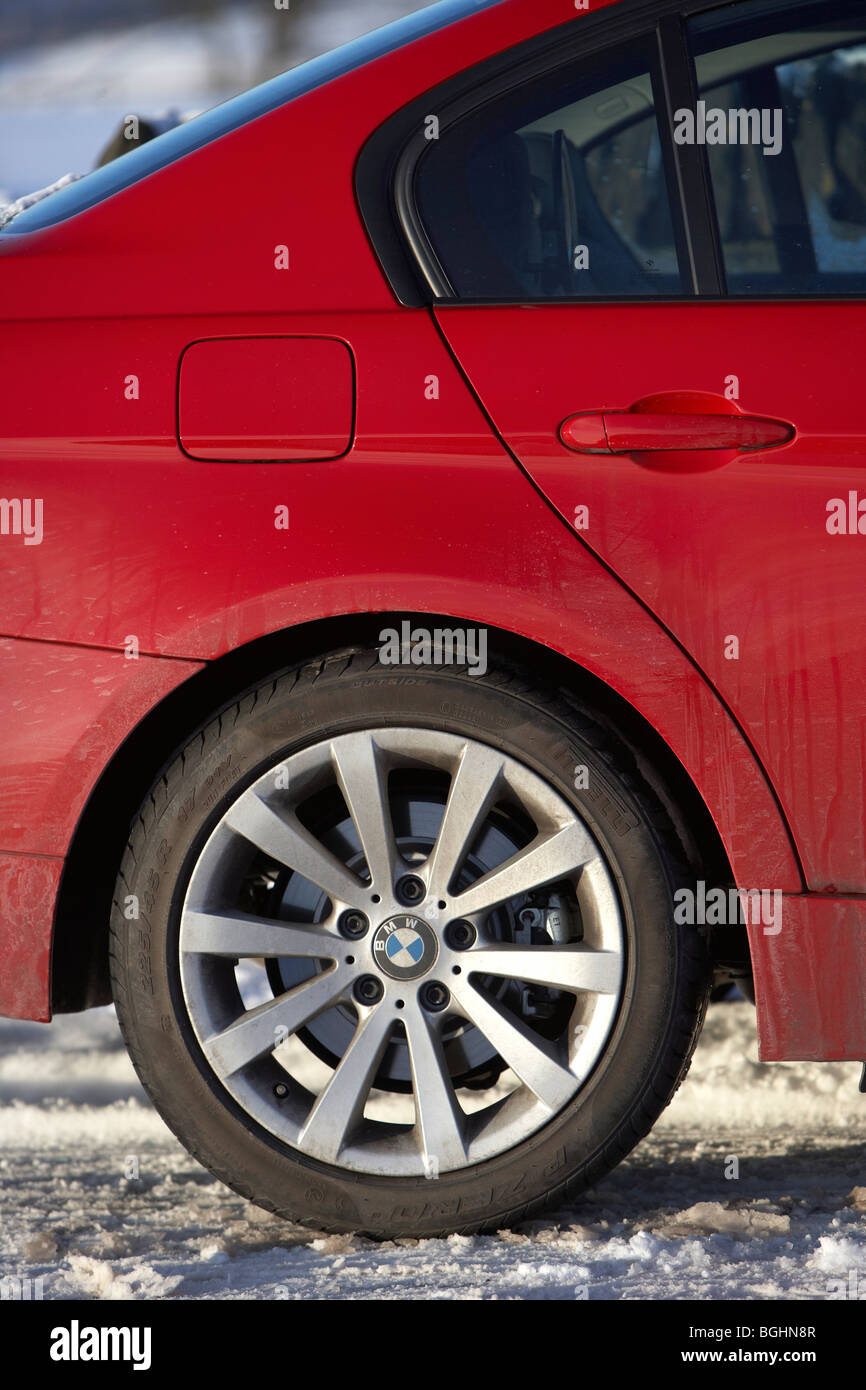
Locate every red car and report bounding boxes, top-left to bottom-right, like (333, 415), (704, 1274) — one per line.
(2, 0), (865, 1239)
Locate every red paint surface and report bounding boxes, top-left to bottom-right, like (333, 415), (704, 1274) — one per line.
(0, 0), (862, 1055)
(437, 304), (866, 894)
(179, 338), (355, 461)
(0, 312), (800, 888)
(0, 853), (63, 1022)
(0, 640), (202, 857)
(751, 897), (866, 1061)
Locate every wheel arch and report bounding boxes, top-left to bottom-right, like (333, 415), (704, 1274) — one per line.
(52, 611), (738, 1012)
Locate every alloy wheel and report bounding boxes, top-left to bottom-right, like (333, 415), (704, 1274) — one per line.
(178, 727), (625, 1177)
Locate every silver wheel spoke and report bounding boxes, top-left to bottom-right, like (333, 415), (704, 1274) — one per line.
(404, 1009), (467, 1169)
(331, 733), (395, 894)
(467, 944), (621, 995)
(225, 793), (361, 904)
(297, 1008), (395, 1163)
(181, 727), (626, 1177)
(452, 822), (597, 919)
(204, 969), (346, 1077)
(425, 742), (504, 896)
(450, 979), (577, 1111)
(181, 910), (339, 960)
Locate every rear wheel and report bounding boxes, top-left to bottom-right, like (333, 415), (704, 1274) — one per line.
(110, 648), (709, 1238)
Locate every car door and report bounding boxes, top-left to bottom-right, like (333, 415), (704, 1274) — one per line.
(407, 0), (866, 894)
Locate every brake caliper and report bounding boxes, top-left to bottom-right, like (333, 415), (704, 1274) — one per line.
(514, 889), (578, 1020)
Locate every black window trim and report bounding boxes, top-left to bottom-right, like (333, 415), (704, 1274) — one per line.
(655, 12), (726, 294)
(354, 0), (866, 307)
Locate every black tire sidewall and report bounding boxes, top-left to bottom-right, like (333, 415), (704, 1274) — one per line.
(112, 655), (698, 1237)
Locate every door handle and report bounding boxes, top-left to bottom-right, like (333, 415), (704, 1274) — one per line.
(561, 410), (795, 455)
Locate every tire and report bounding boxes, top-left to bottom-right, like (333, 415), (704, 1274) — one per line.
(109, 646), (709, 1239)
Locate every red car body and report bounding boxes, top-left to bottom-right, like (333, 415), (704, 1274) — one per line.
(1, 0), (865, 1063)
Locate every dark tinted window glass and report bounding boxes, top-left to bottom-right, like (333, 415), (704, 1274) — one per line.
(689, 0), (866, 294)
(415, 43), (684, 299)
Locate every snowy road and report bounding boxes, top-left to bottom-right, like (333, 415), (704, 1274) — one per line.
(1, 1002), (864, 1300)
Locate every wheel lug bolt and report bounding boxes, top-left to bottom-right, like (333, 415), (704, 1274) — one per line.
(273, 1082), (288, 1099)
(339, 910), (369, 939)
(354, 975), (384, 1005)
(396, 874), (426, 905)
(420, 981), (450, 1012)
(446, 919), (476, 950)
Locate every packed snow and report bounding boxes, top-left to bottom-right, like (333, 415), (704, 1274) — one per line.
(1, 1001), (864, 1300)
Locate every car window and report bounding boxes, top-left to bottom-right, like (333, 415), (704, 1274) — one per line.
(0, 0), (505, 236)
(688, 0), (866, 294)
(414, 40), (685, 300)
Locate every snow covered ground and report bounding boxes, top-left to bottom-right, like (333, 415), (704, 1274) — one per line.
(1, 1001), (864, 1300)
